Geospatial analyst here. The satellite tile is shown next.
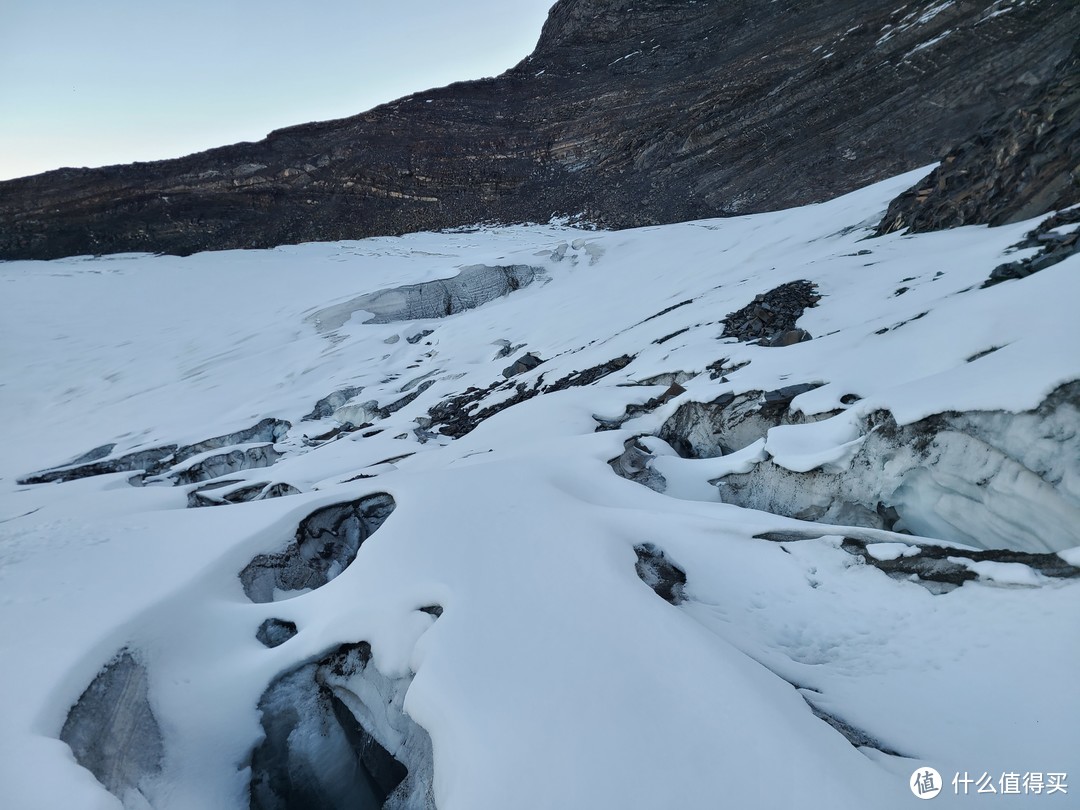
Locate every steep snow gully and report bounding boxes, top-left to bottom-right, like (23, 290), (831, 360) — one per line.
(1, 168), (1078, 810)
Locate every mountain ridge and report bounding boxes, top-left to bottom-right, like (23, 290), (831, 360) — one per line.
(1, 0), (1077, 259)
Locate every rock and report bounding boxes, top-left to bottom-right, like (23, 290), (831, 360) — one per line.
(628, 370), (694, 387)
(608, 437), (667, 493)
(633, 543), (686, 605)
(984, 207), (1080, 287)
(427, 354), (637, 439)
(502, 352), (544, 379)
(546, 354), (633, 390)
(721, 281), (820, 345)
(764, 328), (812, 347)
(877, 39), (1079, 235)
(594, 381), (686, 431)
(60, 650), (164, 807)
(256, 619), (299, 648)
(239, 493), (397, 603)
(4, 1), (1076, 260)
(840, 537), (1080, 594)
(427, 381), (535, 439)
(303, 423), (360, 446)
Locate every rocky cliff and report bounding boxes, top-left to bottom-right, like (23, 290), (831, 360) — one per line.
(878, 37), (1080, 234)
(2, 0), (1078, 260)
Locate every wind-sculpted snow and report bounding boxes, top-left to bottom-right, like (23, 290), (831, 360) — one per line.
(1, 170), (1079, 810)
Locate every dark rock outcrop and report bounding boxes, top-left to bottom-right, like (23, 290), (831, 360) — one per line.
(840, 537), (1080, 593)
(427, 354), (635, 439)
(240, 494), (397, 603)
(609, 437), (667, 493)
(3, 0), (1077, 260)
(502, 352), (544, 379)
(633, 543), (686, 605)
(256, 619), (299, 649)
(594, 380), (686, 431)
(984, 207), (1080, 287)
(877, 38), (1080, 235)
(720, 282), (820, 345)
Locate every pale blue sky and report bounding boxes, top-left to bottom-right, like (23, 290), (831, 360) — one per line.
(0, 0), (555, 180)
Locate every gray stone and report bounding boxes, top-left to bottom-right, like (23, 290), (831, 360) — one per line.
(502, 352), (544, 378)
(721, 281), (820, 345)
(608, 437), (667, 493)
(633, 543), (687, 605)
(256, 619), (299, 649)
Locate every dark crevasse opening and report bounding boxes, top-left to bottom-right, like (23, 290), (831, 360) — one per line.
(250, 642), (435, 810)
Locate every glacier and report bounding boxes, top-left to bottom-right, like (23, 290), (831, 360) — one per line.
(0, 166), (1077, 809)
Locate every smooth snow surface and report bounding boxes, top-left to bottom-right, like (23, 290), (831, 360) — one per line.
(1, 167), (1077, 809)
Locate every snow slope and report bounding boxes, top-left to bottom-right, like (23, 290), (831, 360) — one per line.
(1, 167), (1077, 809)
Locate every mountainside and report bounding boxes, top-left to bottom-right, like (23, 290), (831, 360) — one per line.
(2, 169), (1078, 810)
(2, 0), (1078, 260)
(878, 37), (1080, 234)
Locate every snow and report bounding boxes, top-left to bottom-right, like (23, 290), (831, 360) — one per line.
(865, 542), (921, 561)
(1, 166), (1077, 809)
(951, 558), (1047, 587)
